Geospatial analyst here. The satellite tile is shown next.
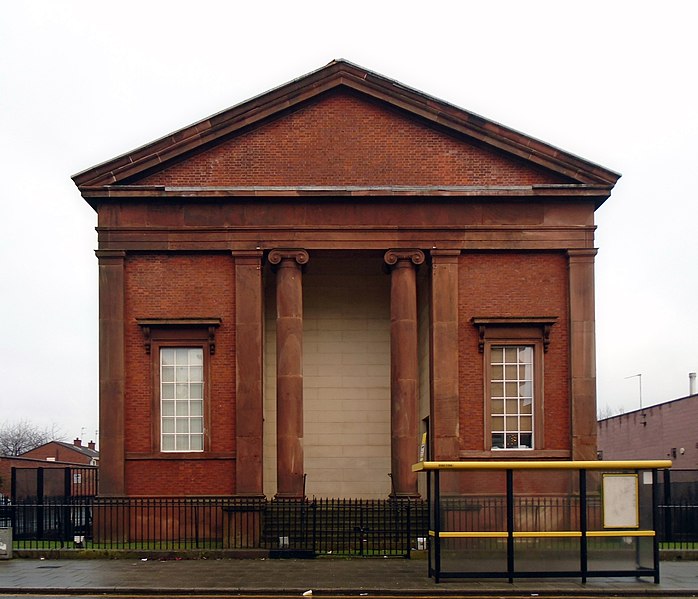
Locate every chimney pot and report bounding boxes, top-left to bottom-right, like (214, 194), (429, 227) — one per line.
(690, 372), (697, 396)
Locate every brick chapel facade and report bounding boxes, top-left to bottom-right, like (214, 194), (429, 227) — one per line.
(72, 60), (619, 499)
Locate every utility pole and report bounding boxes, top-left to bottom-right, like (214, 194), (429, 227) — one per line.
(625, 373), (642, 409)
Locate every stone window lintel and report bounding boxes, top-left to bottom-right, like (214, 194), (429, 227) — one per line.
(472, 316), (558, 353)
(136, 318), (222, 355)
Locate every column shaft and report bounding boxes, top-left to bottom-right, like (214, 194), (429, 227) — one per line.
(270, 249), (308, 499)
(233, 251), (264, 497)
(96, 250), (126, 496)
(429, 251), (461, 461)
(568, 249), (598, 461)
(385, 249), (423, 498)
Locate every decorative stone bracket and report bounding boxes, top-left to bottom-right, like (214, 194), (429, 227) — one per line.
(472, 316), (558, 353)
(136, 318), (222, 354)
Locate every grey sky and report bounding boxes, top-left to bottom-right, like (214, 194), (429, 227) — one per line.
(1, 1), (696, 443)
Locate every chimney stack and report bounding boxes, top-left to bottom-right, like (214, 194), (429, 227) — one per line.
(690, 372), (697, 396)
(73, 438), (82, 447)
(88, 441), (96, 451)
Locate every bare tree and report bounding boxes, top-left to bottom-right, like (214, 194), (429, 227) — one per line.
(0, 420), (64, 456)
(597, 404), (625, 420)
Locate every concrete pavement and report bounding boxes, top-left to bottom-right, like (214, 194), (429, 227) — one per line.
(1, 557), (698, 596)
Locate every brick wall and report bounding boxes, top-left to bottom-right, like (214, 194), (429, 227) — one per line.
(458, 251), (571, 452)
(123, 253), (236, 495)
(598, 394), (698, 467)
(135, 90), (571, 188)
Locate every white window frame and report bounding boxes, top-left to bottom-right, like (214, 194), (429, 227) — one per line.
(489, 344), (535, 450)
(160, 347), (205, 453)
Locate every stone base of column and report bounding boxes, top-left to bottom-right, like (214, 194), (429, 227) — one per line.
(389, 492), (421, 500)
(273, 493), (307, 501)
(226, 495), (267, 548)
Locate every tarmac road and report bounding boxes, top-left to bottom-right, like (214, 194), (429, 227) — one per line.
(0, 593), (695, 599)
(1, 557), (697, 598)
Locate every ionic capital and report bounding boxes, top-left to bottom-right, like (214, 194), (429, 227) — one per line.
(268, 249), (309, 267)
(384, 249), (425, 269)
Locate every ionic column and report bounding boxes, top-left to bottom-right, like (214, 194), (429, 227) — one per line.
(232, 250), (265, 498)
(269, 249), (309, 499)
(568, 249), (598, 461)
(384, 249), (424, 498)
(96, 250), (126, 496)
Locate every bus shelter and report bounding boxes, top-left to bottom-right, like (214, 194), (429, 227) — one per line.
(413, 460), (672, 583)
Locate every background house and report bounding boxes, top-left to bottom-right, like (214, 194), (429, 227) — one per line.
(20, 438), (98, 466)
(0, 439), (98, 498)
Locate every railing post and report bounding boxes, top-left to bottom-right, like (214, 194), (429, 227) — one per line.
(63, 467), (72, 547)
(10, 468), (16, 532)
(652, 468), (660, 584)
(579, 468), (588, 583)
(311, 499), (317, 555)
(433, 470), (441, 582)
(506, 469), (514, 583)
(426, 469), (433, 578)
(36, 468), (44, 540)
(406, 498), (411, 559)
(663, 468), (672, 543)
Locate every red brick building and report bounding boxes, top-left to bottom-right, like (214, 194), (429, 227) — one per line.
(20, 439), (98, 466)
(72, 60), (619, 499)
(598, 393), (698, 466)
(0, 440), (98, 498)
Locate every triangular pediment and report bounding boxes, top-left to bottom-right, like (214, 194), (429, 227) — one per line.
(73, 60), (619, 192)
(128, 88), (573, 188)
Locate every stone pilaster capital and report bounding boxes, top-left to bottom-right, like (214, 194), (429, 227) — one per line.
(430, 249), (461, 258)
(95, 249), (126, 264)
(384, 249), (425, 269)
(567, 248), (598, 263)
(268, 249), (309, 267)
(430, 249), (460, 266)
(232, 249), (264, 258)
(232, 250), (264, 267)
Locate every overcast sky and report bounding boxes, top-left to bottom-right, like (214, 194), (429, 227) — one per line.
(2, 1), (697, 444)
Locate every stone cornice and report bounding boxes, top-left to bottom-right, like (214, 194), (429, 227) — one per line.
(79, 184), (614, 201)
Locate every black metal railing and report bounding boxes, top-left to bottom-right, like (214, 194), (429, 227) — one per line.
(3, 468), (696, 555)
(11, 466), (98, 502)
(2, 496), (428, 556)
(656, 468), (698, 549)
